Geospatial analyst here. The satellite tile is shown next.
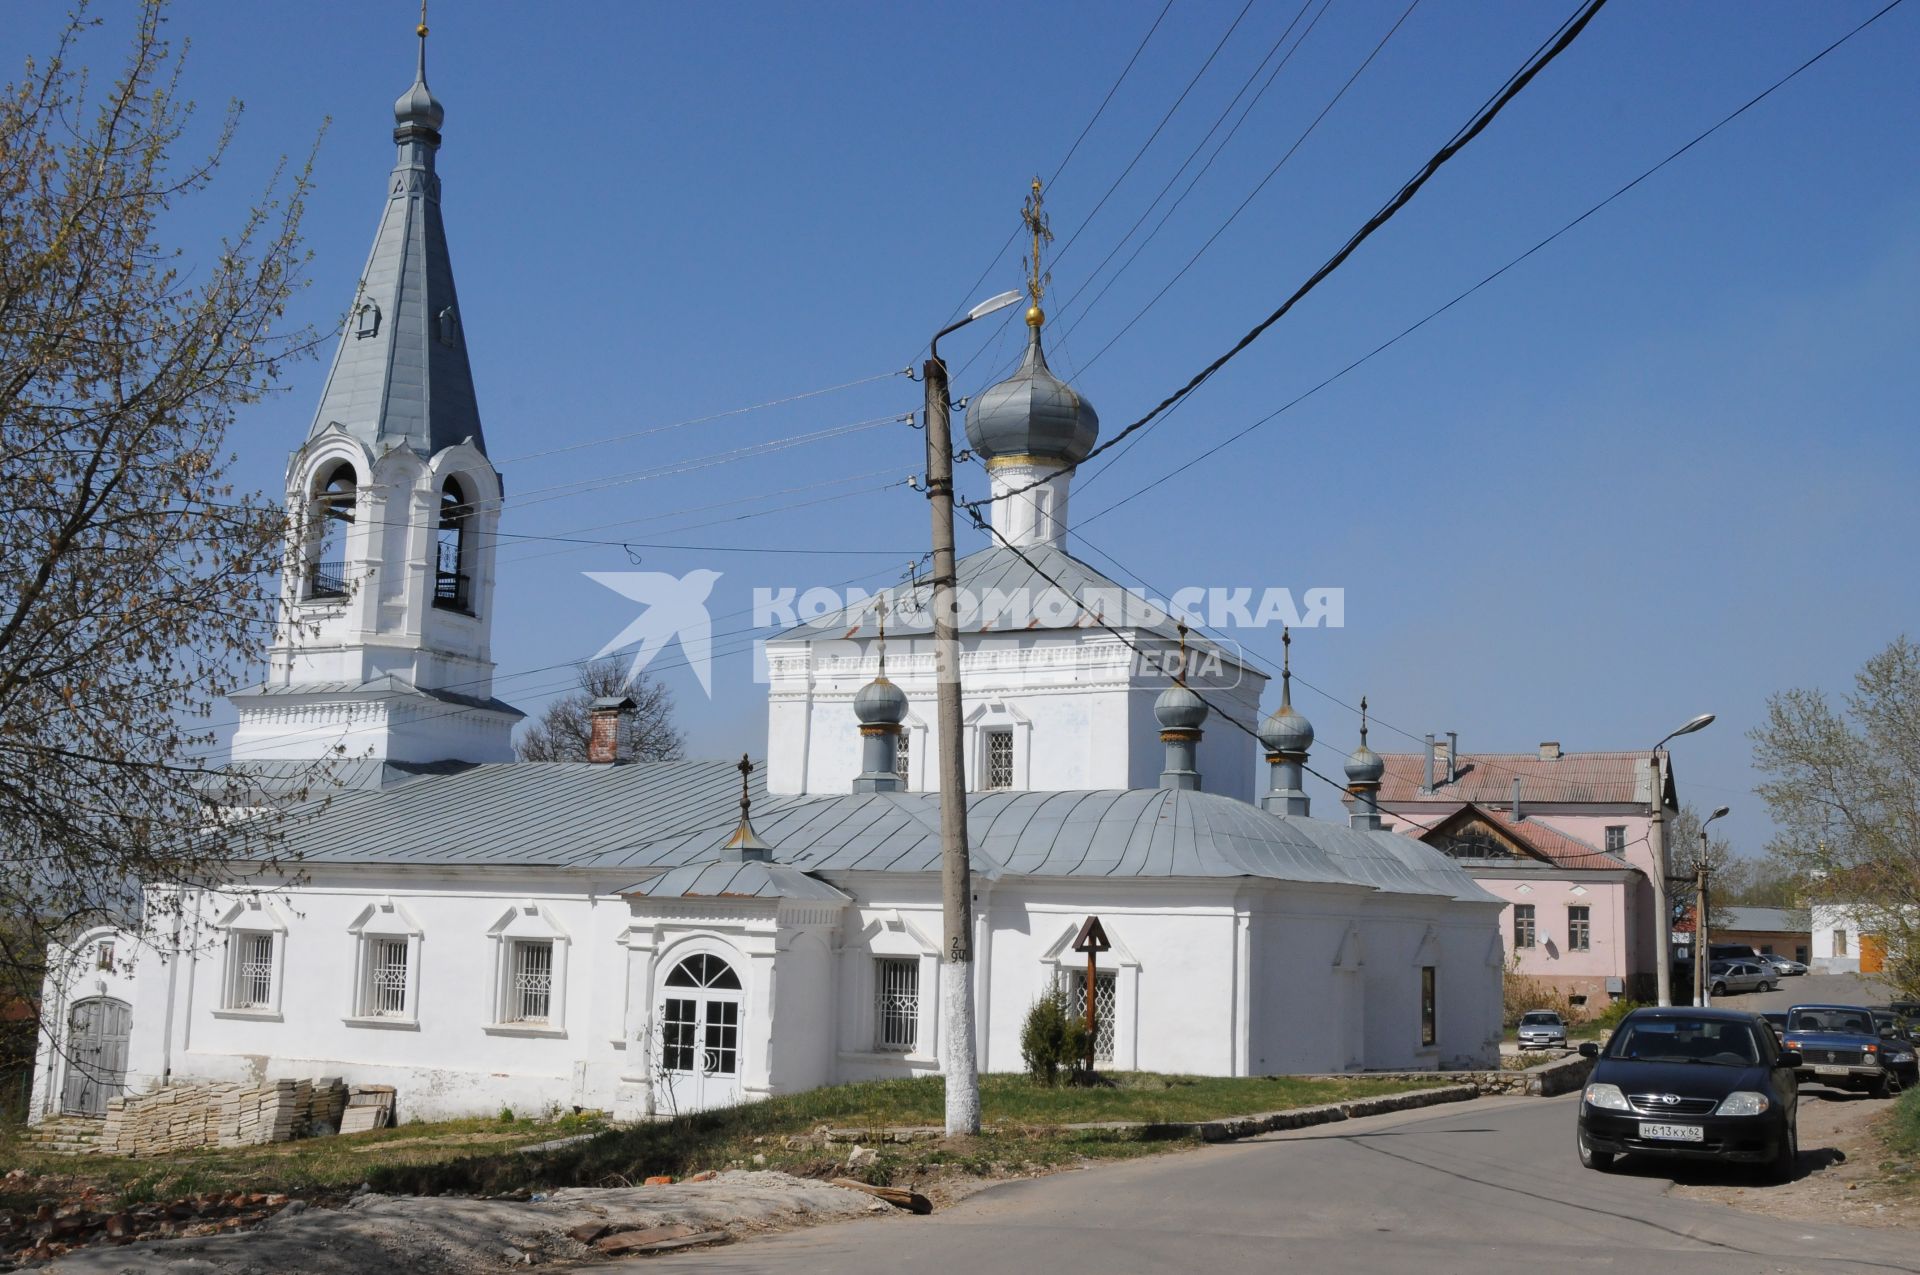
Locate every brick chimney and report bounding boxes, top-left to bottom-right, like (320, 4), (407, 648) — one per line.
(1539, 740), (1562, 761)
(587, 695), (635, 764)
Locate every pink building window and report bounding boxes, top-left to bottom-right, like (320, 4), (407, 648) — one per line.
(1568, 905), (1591, 951)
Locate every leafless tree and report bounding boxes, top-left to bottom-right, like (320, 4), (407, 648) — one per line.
(0, 3), (320, 1013)
(515, 660), (684, 763)
(1752, 635), (1920, 997)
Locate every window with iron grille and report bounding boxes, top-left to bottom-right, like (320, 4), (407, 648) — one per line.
(984, 728), (1014, 790)
(1604, 825), (1627, 854)
(508, 940), (554, 1024)
(894, 730), (910, 783)
(227, 932), (275, 1009)
(874, 958), (919, 1051)
(1512, 904), (1536, 950)
(1568, 905), (1591, 952)
(362, 938), (411, 1017)
(1061, 970), (1118, 1063)
(1420, 966), (1437, 1047)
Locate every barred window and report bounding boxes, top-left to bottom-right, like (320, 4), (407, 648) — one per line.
(984, 728), (1014, 790)
(1061, 970), (1118, 1063)
(874, 958), (919, 1051)
(363, 938), (411, 1017)
(1421, 966), (1438, 1047)
(1512, 904), (1536, 950)
(894, 730), (910, 783)
(508, 940), (554, 1024)
(1568, 906), (1591, 952)
(227, 932), (275, 1009)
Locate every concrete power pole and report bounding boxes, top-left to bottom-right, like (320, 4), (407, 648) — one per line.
(1649, 759), (1673, 1007)
(1694, 856), (1710, 1008)
(923, 351), (980, 1137)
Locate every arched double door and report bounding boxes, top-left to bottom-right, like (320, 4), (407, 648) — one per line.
(657, 953), (743, 1114)
(62, 997), (130, 1116)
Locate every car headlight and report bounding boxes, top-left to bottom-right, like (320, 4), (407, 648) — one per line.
(1716, 1091), (1770, 1116)
(1583, 1083), (1631, 1112)
(1892, 1052), (1915, 1064)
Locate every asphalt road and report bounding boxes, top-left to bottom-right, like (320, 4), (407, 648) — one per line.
(637, 1094), (1920, 1275)
(1716, 971), (1890, 1014)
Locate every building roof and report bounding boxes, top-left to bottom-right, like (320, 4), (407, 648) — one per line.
(963, 323), (1099, 465)
(1401, 802), (1629, 873)
(628, 859), (851, 903)
(257, 758), (764, 868)
(769, 542), (1258, 674)
(1717, 906), (1811, 934)
(1378, 751), (1660, 806)
(247, 757), (1494, 906)
(305, 48), (486, 458)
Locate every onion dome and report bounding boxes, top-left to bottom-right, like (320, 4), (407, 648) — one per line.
(853, 675), (908, 726)
(1155, 682), (1208, 731)
(1344, 695), (1385, 783)
(1259, 628), (1314, 755)
(394, 23), (445, 132)
(965, 322), (1099, 464)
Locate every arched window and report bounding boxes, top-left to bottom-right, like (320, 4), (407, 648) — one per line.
(434, 478), (472, 613)
(665, 953), (741, 990)
(306, 463), (355, 600)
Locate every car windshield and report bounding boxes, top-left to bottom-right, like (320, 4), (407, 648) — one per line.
(1520, 1014), (1559, 1026)
(1610, 1018), (1761, 1066)
(1788, 1008), (1874, 1034)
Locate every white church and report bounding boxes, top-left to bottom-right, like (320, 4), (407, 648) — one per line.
(33, 34), (1503, 1125)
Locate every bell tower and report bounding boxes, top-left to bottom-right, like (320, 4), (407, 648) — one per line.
(229, 15), (521, 768)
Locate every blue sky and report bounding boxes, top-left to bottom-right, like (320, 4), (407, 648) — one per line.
(11, 1), (1915, 856)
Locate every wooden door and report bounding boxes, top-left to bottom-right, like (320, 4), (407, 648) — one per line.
(1861, 933), (1887, 974)
(61, 998), (130, 1116)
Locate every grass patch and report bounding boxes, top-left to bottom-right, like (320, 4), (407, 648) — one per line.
(366, 1072), (1444, 1197)
(0, 1112), (602, 1212)
(0, 1073), (1443, 1207)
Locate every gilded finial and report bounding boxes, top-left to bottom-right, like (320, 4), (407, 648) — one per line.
(417, 0), (429, 38)
(1022, 176), (1053, 328)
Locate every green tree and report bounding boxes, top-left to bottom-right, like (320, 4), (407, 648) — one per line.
(1, 3), (317, 1014)
(1751, 635), (1920, 997)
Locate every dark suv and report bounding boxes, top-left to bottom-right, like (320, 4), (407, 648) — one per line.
(1577, 1007), (1799, 1181)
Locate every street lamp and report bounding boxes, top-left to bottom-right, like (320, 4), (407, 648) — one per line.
(1694, 804), (1731, 1007)
(1647, 713), (1716, 1007)
(923, 287), (1021, 1138)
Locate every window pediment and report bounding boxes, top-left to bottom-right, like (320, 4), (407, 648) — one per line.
(347, 897), (423, 938)
(214, 896), (288, 933)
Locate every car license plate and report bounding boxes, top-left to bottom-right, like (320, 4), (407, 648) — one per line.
(1815, 1065), (1851, 1076)
(1639, 1122), (1704, 1142)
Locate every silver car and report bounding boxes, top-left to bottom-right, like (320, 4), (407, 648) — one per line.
(1762, 954), (1808, 977)
(1516, 1010), (1567, 1049)
(1708, 960), (1775, 996)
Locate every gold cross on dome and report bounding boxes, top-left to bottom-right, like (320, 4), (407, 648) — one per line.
(1023, 177), (1053, 313)
(736, 753), (754, 815)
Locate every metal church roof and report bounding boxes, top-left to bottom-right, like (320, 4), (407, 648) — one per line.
(306, 44), (486, 458)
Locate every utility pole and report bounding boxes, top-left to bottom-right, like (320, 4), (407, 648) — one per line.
(1646, 714), (1716, 1007)
(1649, 777), (1673, 1007)
(1694, 856), (1710, 1008)
(923, 288), (1021, 1138)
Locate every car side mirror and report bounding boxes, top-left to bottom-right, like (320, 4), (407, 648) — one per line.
(1778, 1049), (1802, 1068)
(1578, 1042), (1599, 1059)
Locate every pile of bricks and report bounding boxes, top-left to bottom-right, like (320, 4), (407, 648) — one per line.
(100, 1079), (349, 1156)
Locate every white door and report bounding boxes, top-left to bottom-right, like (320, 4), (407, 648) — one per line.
(657, 953), (743, 1114)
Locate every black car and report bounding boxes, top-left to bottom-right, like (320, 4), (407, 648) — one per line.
(1760, 1011), (1788, 1041)
(1577, 1007), (1799, 1182)
(1871, 1009), (1920, 1089)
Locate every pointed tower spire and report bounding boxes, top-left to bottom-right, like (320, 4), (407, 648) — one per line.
(1258, 626), (1314, 816)
(723, 754), (774, 861)
(852, 602), (908, 793)
(1345, 694), (1386, 830)
(307, 2), (481, 458)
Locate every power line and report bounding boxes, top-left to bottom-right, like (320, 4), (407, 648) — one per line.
(494, 370), (909, 465)
(1072, 0), (1907, 524)
(938, 0), (1176, 328)
(964, 0), (1610, 521)
(1061, 0), (1415, 373)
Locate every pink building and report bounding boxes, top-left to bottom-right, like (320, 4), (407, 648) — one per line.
(1373, 741), (1679, 1008)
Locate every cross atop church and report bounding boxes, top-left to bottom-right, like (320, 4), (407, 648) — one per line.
(1023, 177), (1053, 316)
(737, 753), (755, 819)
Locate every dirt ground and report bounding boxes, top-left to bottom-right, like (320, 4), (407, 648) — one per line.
(1670, 1083), (1920, 1229)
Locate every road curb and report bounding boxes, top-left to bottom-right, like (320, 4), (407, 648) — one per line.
(1129, 1082), (1481, 1143)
